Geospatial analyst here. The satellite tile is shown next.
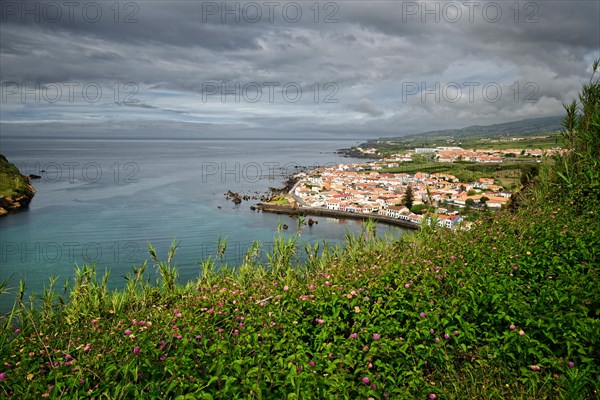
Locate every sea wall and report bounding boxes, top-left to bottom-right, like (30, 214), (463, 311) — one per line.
(256, 203), (419, 230)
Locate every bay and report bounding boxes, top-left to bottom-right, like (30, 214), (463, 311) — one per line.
(0, 137), (410, 312)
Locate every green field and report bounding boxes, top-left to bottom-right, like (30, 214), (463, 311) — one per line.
(363, 157), (529, 189)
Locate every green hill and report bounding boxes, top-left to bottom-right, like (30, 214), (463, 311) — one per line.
(398, 115), (564, 141)
(342, 116), (564, 157)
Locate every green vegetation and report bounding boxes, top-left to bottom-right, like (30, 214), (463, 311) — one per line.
(0, 155), (30, 198)
(1, 65), (599, 398)
(369, 158), (526, 190)
(266, 195), (290, 205)
(345, 116), (564, 158)
(402, 185), (414, 210)
(409, 204), (430, 215)
(475, 134), (560, 151)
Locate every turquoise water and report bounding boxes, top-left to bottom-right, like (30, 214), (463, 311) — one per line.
(0, 138), (410, 311)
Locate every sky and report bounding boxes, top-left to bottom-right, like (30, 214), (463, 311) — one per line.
(1, 0), (599, 139)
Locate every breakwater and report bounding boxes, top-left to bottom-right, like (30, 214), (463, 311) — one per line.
(256, 203), (420, 230)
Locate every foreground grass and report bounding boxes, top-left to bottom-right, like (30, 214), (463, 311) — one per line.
(0, 184), (598, 398)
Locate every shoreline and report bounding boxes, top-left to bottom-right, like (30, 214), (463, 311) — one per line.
(256, 203), (420, 230)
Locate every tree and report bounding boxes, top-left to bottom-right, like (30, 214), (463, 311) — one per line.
(465, 198), (475, 207)
(403, 185), (414, 210)
(410, 204), (427, 214)
(480, 196), (489, 204)
(467, 189), (476, 196)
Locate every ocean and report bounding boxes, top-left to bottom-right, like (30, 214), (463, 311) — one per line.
(0, 137), (410, 312)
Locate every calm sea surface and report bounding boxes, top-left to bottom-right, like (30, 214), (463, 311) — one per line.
(0, 138), (410, 312)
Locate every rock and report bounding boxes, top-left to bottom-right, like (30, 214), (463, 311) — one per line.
(225, 190), (243, 204)
(29, 174), (41, 179)
(217, 206), (222, 209)
(250, 205), (256, 211)
(308, 218), (315, 226)
(282, 224), (288, 230)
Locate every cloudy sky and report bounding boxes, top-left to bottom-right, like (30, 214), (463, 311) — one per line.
(1, 0), (598, 139)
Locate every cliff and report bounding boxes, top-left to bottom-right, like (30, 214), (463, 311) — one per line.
(0, 154), (36, 216)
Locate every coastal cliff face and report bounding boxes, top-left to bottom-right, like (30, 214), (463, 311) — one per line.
(0, 154), (36, 216)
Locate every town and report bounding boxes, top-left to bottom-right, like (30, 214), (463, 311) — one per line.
(291, 160), (514, 229)
(355, 144), (564, 163)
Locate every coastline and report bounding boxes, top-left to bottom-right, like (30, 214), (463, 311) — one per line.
(0, 155), (36, 217)
(256, 203), (420, 230)
(254, 166), (420, 229)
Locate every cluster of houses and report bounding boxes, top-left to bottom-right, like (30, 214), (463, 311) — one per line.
(358, 145), (564, 164)
(293, 165), (513, 229)
(437, 148), (503, 163)
(434, 147), (565, 163)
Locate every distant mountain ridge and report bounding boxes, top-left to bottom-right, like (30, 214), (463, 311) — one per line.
(387, 116), (564, 142)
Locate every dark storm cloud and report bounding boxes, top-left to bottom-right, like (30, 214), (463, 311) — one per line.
(1, 0), (598, 138)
